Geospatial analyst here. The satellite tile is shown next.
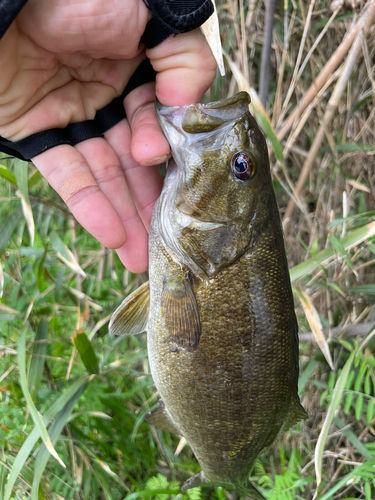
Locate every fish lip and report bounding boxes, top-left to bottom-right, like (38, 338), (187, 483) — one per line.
(155, 92), (250, 113)
(177, 206), (227, 228)
(155, 92), (251, 132)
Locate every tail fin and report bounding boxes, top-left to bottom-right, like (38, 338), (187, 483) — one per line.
(181, 472), (265, 500)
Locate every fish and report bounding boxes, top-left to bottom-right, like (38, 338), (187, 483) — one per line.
(109, 91), (306, 499)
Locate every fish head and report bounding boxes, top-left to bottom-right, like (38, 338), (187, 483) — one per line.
(155, 92), (275, 278)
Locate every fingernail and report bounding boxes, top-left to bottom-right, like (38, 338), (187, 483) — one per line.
(140, 154), (170, 166)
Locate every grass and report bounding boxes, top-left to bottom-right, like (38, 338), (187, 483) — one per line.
(1, 0), (375, 499)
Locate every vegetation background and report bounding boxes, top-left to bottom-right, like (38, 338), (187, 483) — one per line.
(1, 0), (375, 499)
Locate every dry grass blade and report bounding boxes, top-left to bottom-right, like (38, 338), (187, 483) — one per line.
(295, 288), (334, 370)
(259, 0), (276, 106)
(281, 0), (317, 114)
(277, 1), (374, 142)
(0, 302), (21, 315)
(347, 179), (372, 193)
(49, 230), (86, 278)
(201, 0), (225, 76)
(299, 321), (375, 342)
(224, 53), (284, 163)
(283, 0), (375, 227)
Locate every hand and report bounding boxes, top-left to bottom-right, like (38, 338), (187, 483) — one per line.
(0, 0), (217, 272)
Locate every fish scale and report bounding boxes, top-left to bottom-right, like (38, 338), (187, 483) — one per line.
(110, 92), (306, 499)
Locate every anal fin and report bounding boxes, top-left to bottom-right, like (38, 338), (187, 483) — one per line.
(280, 398), (308, 435)
(145, 401), (180, 435)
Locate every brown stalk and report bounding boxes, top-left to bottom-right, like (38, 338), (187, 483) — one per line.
(283, 0), (375, 229)
(259, 0), (276, 106)
(277, 3), (374, 143)
(299, 321), (375, 342)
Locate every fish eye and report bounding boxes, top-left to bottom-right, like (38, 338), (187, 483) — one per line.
(230, 151), (255, 180)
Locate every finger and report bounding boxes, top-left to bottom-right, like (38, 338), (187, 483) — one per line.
(32, 144), (127, 249)
(124, 82), (171, 166)
(147, 29), (217, 106)
(75, 135), (151, 273)
(105, 118), (163, 272)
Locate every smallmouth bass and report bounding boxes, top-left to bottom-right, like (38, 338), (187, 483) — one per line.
(110, 92), (306, 499)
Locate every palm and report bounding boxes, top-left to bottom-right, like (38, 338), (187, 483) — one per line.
(0, 0), (217, 272)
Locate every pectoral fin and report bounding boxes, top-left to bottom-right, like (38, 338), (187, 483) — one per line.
(145, 402), (180, 435)
(161, 276), (201, 350)
(109, 281), (150, 336)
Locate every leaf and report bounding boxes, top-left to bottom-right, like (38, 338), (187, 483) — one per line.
(364, 369), (371, 394)
(28, 169), (43, 189)
(124, 488), (181, 500)
(347, 285), (375, 296)
(72, 330), (99, 374)
(298, 360), (319, 394)
(0, 164), (17, 185)
(367, 398), (374, 425)
(355, 394), (363, 420)
(334, 416), (373, 460)
(187, 487), (202, 500)
(17, 330), (65, 469)
(290, 221), (375, 282)
(2, 455), (47, 500)
(31, 381), (88, 500)
(318, 461), (375, 500)
(295, 288), (334, 370)
(314, 348), (356, 492)
(328, 234), (355, 271)
(90, 462), (114, 500)
(49, 231), (86, 278)
(14, 161), (35, 246)
(344, 392), (354, 415)
(4, 378), (89, 500)
(365, 481), (371, 500)
(0, 208), (23, 255)
(28, 319), (48, 399)
(0, 260), (4, 298)
(335, 143), (375, 152)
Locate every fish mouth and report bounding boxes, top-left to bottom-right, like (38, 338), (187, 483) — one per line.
(156, 92), (251, 135)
